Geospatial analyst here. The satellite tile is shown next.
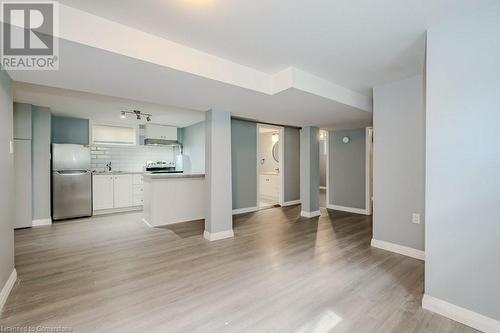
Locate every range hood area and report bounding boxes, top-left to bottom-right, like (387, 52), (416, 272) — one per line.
(144, 124), (180, 146)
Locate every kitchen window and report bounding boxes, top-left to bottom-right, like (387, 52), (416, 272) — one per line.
(92, 124), (137, 145)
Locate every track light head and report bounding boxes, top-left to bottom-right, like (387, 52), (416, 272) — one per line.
(121, 110), (151, 122)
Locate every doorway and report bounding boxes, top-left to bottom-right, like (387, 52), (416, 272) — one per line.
(257, 124), (284, 209)
(319, 130), (328, 208)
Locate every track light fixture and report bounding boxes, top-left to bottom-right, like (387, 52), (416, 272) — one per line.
(119, 110), (152, 122)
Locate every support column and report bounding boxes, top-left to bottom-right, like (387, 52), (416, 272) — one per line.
(300, 126), (320, 217)
(204, 109), (234, 241)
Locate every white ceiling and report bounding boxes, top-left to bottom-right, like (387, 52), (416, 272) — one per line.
(13, 82), (206, 128)
(57, 0), (493, 95)
(10, 39), (373, 129)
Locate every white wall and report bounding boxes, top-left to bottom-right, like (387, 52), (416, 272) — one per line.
(205, 110), (232, 236)
(425, 2), (500, 323)
(91, 145), (175, 172)
(372, 75), (425, 251)
(319, 137), (327, 187)
(181, 121), (205, 174)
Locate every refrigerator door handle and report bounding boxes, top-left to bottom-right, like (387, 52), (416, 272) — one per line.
(55, 170), (90, 175)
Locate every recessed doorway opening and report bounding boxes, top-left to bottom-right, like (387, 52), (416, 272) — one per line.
(257, 124), (284, 209)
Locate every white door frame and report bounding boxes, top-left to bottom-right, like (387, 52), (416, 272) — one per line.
(365, 127), (374, 215)
(324, 130), (330, 208)
(256, 123), (285, 208)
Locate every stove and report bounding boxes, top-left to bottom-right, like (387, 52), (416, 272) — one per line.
(145, 161), (182, 174)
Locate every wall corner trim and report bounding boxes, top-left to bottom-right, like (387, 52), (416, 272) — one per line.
(232, 207), (259, 215)
(300, 210), (321, 218)
(371, 238), (425, 261)
(282, 200), (301, 207)
(32, 218), (52, 227)
(422, 294), (500, 333)
(0, 269), (17, 310)
(327, 204), (370, 215)
(204, 230), (234, 241)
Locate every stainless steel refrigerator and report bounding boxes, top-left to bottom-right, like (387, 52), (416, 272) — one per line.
(52, 144), (92, 220)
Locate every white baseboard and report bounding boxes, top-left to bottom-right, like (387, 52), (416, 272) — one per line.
(142, 217), (204, 228)
(327, 204), (369, 215)
(32, 218), (52, 227)
(423, 294), (500, 333)
(371, 239), (425, 260)
(300, 210), (321, 218)
(204, 229), (234, 241)
(282, 200), (301, 207)
(93, 206), (143, 216)
(232, 206), (259, 215)
(0, 269), (17, 310)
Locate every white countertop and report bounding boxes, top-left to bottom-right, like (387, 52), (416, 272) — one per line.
(143, 173), (205, 180)
(93, 171), (148, 175)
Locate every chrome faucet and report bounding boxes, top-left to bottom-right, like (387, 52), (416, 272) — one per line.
(106, 161), (112, 172)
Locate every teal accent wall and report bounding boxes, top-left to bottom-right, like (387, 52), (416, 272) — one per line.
(32, 106), (52, 220)
(231, 119), (257, 210)
(0, 70), (14, 290)
(51, 115), (89, 144)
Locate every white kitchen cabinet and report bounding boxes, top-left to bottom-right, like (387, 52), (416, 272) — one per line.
(132, 175), (144, 206)
(93, 173), (144, 214)
(144, 124), (177, 140)
(113, 174), (133, 208)
(260, 174), (280, 202)
(133, 174), (144, 185)
(93, 175), (114, 210)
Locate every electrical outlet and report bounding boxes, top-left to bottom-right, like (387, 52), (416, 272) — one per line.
(412, 213), (420, 224)
(9, 140), (14, 154)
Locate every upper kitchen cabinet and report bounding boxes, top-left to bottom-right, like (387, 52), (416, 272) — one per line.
(144, 124), (177, 141)
(52, 116), (89, 144)
(13, 103), (32, 139)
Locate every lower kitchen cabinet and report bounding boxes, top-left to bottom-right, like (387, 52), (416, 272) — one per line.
(93, 173), (144, 214)
(92, 175), (114, 210)
(113, 174), (133, 208)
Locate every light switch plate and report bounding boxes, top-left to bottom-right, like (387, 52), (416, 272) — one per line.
(412, 213), (420, 224)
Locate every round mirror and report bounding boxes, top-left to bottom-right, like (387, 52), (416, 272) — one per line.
(272, 142), (279, 162)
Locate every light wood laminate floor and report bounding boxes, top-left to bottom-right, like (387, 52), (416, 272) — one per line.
(1, 206), (477, 333)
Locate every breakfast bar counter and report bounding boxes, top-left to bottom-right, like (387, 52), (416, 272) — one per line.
(142, 173), (206, 227)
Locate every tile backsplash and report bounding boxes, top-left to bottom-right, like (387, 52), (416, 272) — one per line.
(91, 145), (178, 172)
